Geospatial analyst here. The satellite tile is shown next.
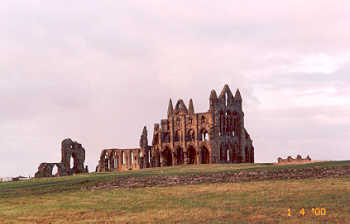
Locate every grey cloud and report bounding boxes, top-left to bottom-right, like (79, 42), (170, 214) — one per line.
(251, 62), (350, 95)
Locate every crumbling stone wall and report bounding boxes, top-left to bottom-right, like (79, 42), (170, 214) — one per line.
(277, 155), (311, 163)
(96, 148), (143, 172)
(34, 162), (67, 178)
(34, 138), (88, 178)
(61, 138), (86, 175)
(97, 84), (255, 172)
(91, 166), (350, 189)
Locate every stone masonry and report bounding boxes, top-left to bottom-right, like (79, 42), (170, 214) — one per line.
(35, 138), (88, 178)
(97, 84), (254, 172)
(277, 155), (312, 163)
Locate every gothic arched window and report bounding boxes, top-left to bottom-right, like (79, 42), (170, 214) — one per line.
(200, 129), (208, 141)
(174, 130), (180, 142)
(201, 116), (206, 124)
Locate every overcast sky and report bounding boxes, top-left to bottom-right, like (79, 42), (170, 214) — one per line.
(1, 1), (349, 177)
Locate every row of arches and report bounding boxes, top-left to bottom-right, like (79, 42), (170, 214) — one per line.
(101, 149), (142, 171)
(174, 129), (209, 142)
(53, 155), (79, 176)
(176, 115), (206, 127)
(160, 146), (210, 166)
(218, 144), (254, 163)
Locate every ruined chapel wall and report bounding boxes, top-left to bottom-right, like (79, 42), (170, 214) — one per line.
(98, 148), (142, 172)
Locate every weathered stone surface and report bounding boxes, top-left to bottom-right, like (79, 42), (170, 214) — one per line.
(91, 166), (350, 189)
(61, 138), (86, 175)
(34, 138), (88, 178)
(34, 162), (67, 178)
(97, 84), (255, 172)
(277, 155), (312, 163)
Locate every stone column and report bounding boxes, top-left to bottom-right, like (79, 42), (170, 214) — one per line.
(196, 151), (200, 164)
(184, 150), (189, 164)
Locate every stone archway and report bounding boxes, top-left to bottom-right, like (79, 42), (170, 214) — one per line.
(61, 138), (86, 175)
(176, 147), (184, 165)
(226, 147), (233, 163)
(161, 147), (173, 166)
(187, 146), (197, 164)
(71, 152), (81, 172)
(230, 145), (236, 163)
(70, 156), (74, 170)
(52, 164), (58, 177)
(200, 129), (209, 141)
(200, 146), (209, 164)
(154, 148), (161, 167)
(235, 144), (242, 163)
(220, 144), (226, 162)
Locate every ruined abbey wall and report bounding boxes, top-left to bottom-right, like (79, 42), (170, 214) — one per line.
(34, 138), (88, 178)
(277, 155), (311, 164)
(97, 84), (254, 172)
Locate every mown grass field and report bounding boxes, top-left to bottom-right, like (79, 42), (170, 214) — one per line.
(0, 161), (349, 223)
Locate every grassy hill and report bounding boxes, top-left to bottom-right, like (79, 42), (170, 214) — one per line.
(0, 161), (349, 223)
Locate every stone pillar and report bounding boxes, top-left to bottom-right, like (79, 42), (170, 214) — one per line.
(196, 151), (200, 164)
(172, 151), (176, 165)
(160, 152), (164, 167)
(184, 150), (189, 164)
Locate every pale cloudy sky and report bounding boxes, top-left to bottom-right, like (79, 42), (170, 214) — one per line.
(1, 1), (349, 177)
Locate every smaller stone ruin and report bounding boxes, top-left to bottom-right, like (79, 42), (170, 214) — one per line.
(277, 155), (311, 164)
(34, 138), (88, 178)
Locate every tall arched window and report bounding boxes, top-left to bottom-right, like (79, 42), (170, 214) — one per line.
(220, 145), (224, 161)
(52, 164), (58, 176)
(233, 115), (238, 136)
(130, 152), (134, 165)
(187, 129), (195, 141)
(176, 117), (180, 126)
(121, 151), (125, 165)
(200, 129), (208, 141)
(219, 111), (224, 136)
(114, 157), (118, 168)
(153, 134), (159, 145)
(174, 130), (180, 142)
(188, 117), (193, 125)
(201, 116), (206, 124)
(226, 111), (232, 136)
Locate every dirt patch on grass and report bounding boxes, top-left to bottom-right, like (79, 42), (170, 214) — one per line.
(90, 166), (350, 190)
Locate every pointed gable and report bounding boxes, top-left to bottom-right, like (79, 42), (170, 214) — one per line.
(235, 89), (242, 102)
(174, 99), (188, 115)
(218, 84), (234, 105)
(210, 89), (218, 101)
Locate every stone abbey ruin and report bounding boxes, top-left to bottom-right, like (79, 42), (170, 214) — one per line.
(35, 138), (88, 178)
(277, 155), (311, 164)
(96, 84), (254, 172)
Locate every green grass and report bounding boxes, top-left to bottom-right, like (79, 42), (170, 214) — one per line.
(0, 161), (349, 223)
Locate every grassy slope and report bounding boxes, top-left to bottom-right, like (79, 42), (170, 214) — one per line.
(0, 161), (349, 223)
